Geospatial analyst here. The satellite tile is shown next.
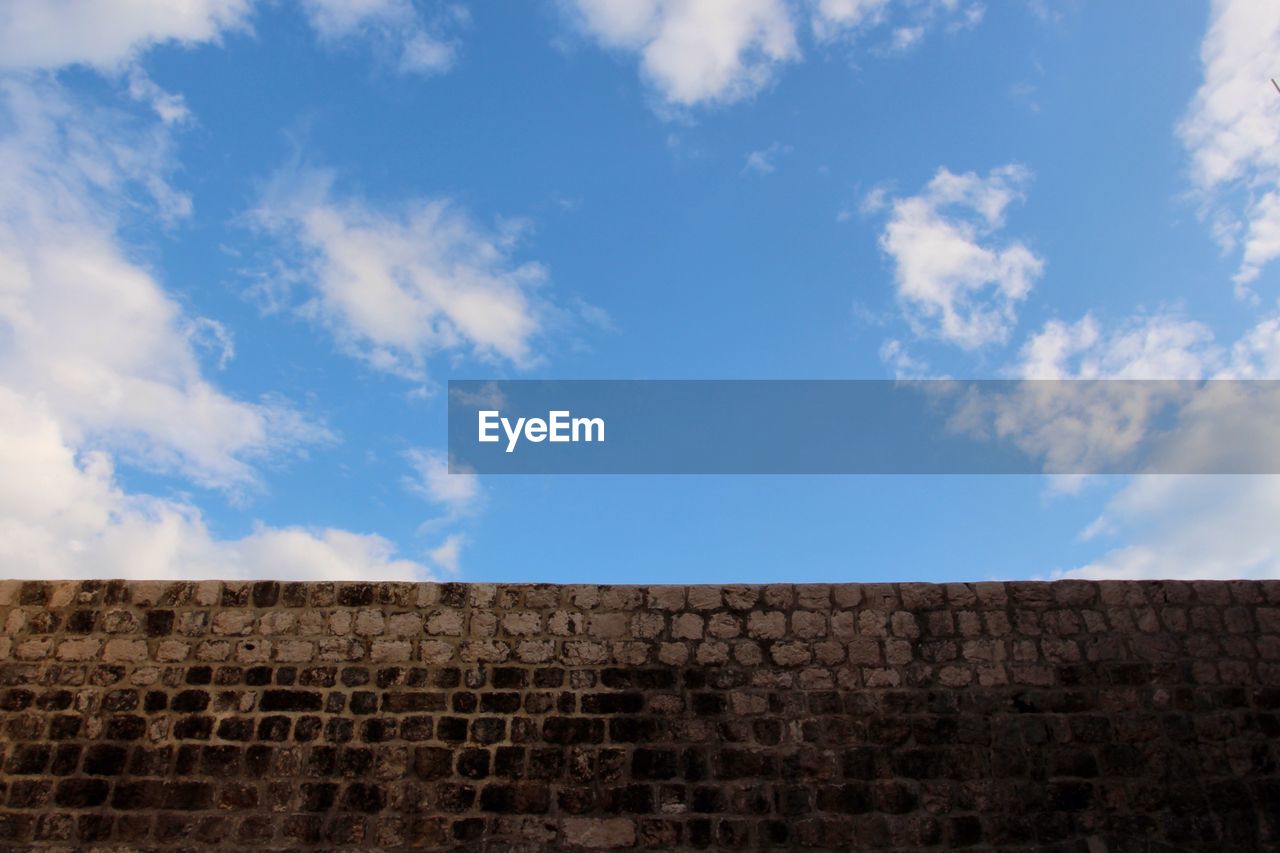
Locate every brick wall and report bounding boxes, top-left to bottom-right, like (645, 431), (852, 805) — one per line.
(0, 578), (1277, 850)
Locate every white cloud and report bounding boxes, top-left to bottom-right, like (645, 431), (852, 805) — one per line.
(0, 0), (253, 71)
(878, 165), (1043, 349)
(1060, 475), (1280, 580)
(298, 0), (465, 74)
(1016, 310), (1280, 381)
(1178, 0), (1280, 292)
(1226, 315), (1280, 377)
(251, 168), (548, 381)
(0, 0), (465, 78)
(563, 0), (988, 110)
(878, 337), (933, 378)
(1003, 310), (1280, 580)
(564, 0), (800, 107)
(0, 387), (427, 580)
(886, 25), (924, 52)
(404, 449), (479, 513)
(0, 77), (434, 581)
(742, 141), (792, 174)
(810, 0), (891, 39)
(811, 0), (984, 50)
(1014, 313), (1223, 380)
(0, 79), (326, 493)
(428, 533), (465, 573)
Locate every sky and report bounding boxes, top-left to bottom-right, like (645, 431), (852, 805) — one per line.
(0, 0), (1278, 585)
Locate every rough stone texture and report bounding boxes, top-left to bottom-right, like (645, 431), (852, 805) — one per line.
(0, 579), (1278, 851)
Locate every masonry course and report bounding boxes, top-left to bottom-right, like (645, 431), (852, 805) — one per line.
(0, 578), (1277, 851)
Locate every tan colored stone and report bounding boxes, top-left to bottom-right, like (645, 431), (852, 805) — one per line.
(14, 637), (52, 660)
(612, 641), (651, 666)
(938, 665), (973, 687)
(56, 637), (102, 662)
(723, 585), (759, 610)
(729, 692), (767, 715)
(813, 641), (845, 666)
(769, 641), (812, 667)
(601, 587), (643, 610)
(258, 611), (297, 636)
(657, 642), (689, 666)
(796, 585), (831, 610)
(695, 641), (729, 665)
(274, 640), (315, 663)
(426, 610), (464, 637)
(502, 611), (542, 636)
(129, 581), (168, 607)
(48, 582), (78, 608)
(155, 640), (190, 662)
(671, 613), (703, 640)
(318, 638), (366, 661)
(791, 611), (826, 639)
(101, 610), (137, 633)
(236, 639), (272, 664)
(420, 639), (455, 664)
(468, 584), (497, 608)
(647, 586), (685, 611)
(747, 611), (785, 640)
(630, 612), (664, 639)
(832, 585), (862, 608)
(194, 581), (221, 606)
(371, 639), (413, 662)
(707, 612), (740, 639)
(562, 641), (608, 666)
(470, 611), (498, 637)
(568, 586), (601, 609)
(195, 639), (231, 661)
(354, 609), (386, 637)
(562, 818), (636, 849)
(460, 640), (510, 663)
(588, 612), (628, 639)
(798, 667), (834, 690)
(884, 638), (913, 666)
(516, 640), (556, 664)
(686, 587), (722, 611)
(211, 609), (254, 636)
(548, 610), (585, 636)
(103, 638), (148, 663)
(732, 640), (763, 666)
(384, 613), (422, 637)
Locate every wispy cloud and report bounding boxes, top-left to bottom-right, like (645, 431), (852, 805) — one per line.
(742, 141), (792, 175)
(1178, 0), (1280, 295)
(563, 0), (799, 108)
(250, 167), (550, 382)
(0, 76), (430, 580)
(0, 0), (253, 71)
(876, 164), (1043, 349)
(299, 0), (468, 74)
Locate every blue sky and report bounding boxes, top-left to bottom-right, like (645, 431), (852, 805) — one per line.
(1, 0), (1278, 584)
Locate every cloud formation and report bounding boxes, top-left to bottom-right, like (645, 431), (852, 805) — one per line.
(562, 0), (987, 108)
(0, 77), (430, 580)
(251, 169), (548, 381)
(0, 0), (253, 71)
(878, 165), (1043, 349)
(0, 0), (463, 77)
(299, 0), (466, 74)
(565, 0), (800, 107)
(1179, 0), (1280, 292)
(1003, 310), (1280, 581)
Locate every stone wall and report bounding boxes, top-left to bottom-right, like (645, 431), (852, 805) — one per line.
(0, 578), (1277, 851)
